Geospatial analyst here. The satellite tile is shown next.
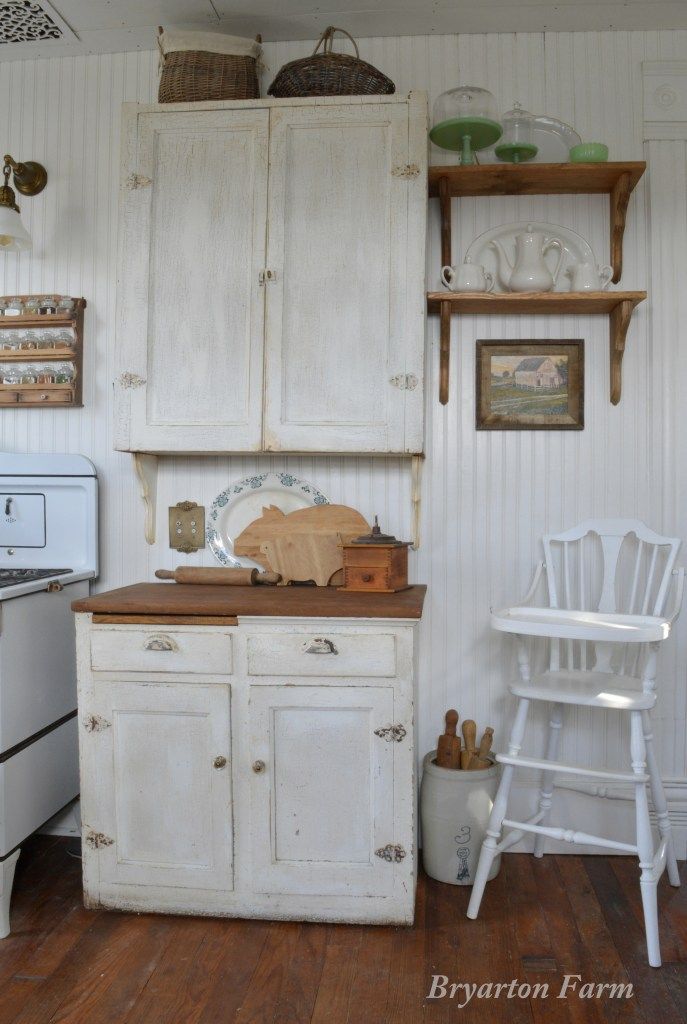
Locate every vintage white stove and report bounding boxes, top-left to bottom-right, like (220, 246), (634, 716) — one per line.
(0, 453), (97, 936)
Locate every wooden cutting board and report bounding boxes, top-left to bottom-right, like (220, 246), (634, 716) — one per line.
(234, 504), (369, 586)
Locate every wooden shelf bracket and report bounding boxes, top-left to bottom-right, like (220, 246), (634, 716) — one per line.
(609, 298), (635, 405)
(610, 172), (633, 284)
(438, 175), (452, 404)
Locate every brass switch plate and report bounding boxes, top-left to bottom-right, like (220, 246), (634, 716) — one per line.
(169, 501), (205, 553)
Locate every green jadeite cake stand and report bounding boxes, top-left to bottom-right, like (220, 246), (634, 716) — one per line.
(494, 141), (539, 163)
(429, 116), (502, 164)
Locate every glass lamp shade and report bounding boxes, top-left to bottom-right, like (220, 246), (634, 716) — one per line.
(495, 101), (538, 163)
(430, 85), (502, 163)
(0, 204), (31, 251)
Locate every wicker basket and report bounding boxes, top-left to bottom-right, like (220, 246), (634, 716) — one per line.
(158, 29), (260, 103)
(268, 27), (395, 98)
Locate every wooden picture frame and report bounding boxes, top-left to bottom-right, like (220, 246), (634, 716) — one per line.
(476, 339), (584, 430)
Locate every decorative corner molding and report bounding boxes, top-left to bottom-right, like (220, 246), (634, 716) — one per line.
(133, 453), (158, 545)
(643, 60), (687, 140)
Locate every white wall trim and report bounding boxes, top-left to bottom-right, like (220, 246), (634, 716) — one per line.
(643, 60), (687, 139)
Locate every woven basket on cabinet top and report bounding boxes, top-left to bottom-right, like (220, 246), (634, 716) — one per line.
(268, 26), (395, 98)
(158, 28), (261, 103)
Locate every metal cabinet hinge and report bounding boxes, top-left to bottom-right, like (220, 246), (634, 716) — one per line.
(375, 843), (406, 863)
(390, 373), (418, 391)
(119, 372), (146, 389)
(82, 714), (111, 733)
(84, 830), (114, 849)
(258, 269), (276, 285)
(126, 173), (152, 189)
(391, 163), (421, 179)
(374, 724), (407, 743)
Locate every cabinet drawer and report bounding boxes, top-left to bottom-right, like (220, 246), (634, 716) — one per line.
(246, 632), (396, 677)
(91, 628), (232, 675)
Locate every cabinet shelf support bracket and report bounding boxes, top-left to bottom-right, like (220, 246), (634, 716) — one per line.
(133, 453), (158, 545)
(438, 176), (452, 405)
(610, 172), (632, 283)
(609, 299), (635, 405)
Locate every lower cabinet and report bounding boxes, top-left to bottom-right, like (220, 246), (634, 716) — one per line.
(86, 680), (233, 892)
(77, 618), (418, 924)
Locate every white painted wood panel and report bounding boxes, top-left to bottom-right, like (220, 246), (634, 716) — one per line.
(3, 30), (687, 853)
(92, 680), (233, 891)
(263, 99), (425, 453)
(249, 684), (396, 897)
(115, 106), (269, 452)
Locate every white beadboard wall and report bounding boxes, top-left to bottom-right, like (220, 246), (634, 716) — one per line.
(2, 30), (687, 848)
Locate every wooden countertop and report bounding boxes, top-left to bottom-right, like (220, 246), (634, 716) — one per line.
(72, 583), (427, 619)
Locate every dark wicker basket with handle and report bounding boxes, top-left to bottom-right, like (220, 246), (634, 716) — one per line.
(268, 27), (395, 98)
(158, 28), (260, 103)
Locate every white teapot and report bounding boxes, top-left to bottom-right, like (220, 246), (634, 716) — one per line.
(490, 224), (563, 293)
(441, 257), (494, 293)
(565, 260), (613, 292)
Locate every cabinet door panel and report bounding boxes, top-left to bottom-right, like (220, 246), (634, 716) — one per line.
(92, 681), (233, 891)
(250, 685), (397, 896)
(263, 104), (418, 453)
(115, 108), (268, 452)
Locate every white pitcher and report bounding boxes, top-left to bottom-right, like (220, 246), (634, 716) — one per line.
(441, 256), (494, 293)
(565, 260), (613, 291)
(490, 224), (564, 292)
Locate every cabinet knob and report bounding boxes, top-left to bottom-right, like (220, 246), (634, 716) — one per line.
(213, 756), (227, 770)
(252, 759), (266, 773)
(362, 573), (372, 582)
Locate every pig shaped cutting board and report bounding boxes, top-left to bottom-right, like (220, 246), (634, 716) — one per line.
(234, 504), (369, 586)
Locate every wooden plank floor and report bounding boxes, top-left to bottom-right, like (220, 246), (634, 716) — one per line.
(0, 837), (685, 1024)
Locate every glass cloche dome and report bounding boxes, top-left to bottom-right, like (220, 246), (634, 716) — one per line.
(495, 101), (538, 163)
(429, 85), (502, 164)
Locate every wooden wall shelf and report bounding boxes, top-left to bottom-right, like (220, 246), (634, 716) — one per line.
(0, 298), (85, 407)
(427, 290), (646, 406)
(428, 162), (647, 404)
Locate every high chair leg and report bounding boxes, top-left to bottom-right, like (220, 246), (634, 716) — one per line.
(631, 712), (661, 967)
(467, 696), (530, 920)
(642, 710), (680, 887)
(534, 702), (563, 858)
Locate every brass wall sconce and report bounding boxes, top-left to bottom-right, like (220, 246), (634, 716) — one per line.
(0, 154), (48, 251)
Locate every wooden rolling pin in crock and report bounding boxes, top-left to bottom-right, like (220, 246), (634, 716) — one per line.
(155, 567), (281, 586)
(436, 709), (461, 769)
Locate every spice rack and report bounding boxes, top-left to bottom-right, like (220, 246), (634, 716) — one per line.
(0, 297), (85, 407)
(427, 162), (646, 405)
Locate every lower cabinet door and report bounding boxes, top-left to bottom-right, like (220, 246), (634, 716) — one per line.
(249, 684), (397, 897)
(89, 681), (233, 891)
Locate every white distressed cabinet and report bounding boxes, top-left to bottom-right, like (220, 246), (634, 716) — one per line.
(76, 615), (420, 924)
(114, 94), (427, 456)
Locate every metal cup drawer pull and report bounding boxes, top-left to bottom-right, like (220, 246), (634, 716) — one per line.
(143, 634), (178, 652)
(213, 756), (227, 770)
(252, 760), (266, 773)
(302, 637), (338, 655)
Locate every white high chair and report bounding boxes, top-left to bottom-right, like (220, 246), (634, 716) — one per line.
(466, 519), (684, 968)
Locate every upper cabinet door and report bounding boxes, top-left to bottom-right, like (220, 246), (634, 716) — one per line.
(263, 99), (426, 454)
(115, 107), (269, 453)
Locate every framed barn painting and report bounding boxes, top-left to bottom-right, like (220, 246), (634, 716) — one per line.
(476, 340), (584, 430)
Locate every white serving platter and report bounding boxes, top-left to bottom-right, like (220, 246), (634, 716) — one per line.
(464, 220), (597, 293)
(206, 472), (329, 569)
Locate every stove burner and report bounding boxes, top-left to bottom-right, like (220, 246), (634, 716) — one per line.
(0, 568), (70, 589)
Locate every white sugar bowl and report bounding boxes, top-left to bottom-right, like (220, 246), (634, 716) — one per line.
(441, 256), (494, 293)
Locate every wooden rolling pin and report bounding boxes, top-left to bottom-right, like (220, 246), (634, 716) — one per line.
(436, 710), (461, 769)
(155, 567), (281, 586)
(462, 719), (477, 756)
(478, 727), (494, 759)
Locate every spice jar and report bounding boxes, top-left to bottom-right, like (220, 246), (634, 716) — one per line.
(56, 296), (74, 314)
(1, 366), (19, 385)
(36, 366), (55, 384)
(0, 332), (16, 350)
(19, 365), (37, 383)
(54, 363), (74, 384)
(18, 330), (38, 350)
(38, 296), (58, 315)
(4, 298), (24, 317)
(54, 329), (73, 350)
(24, 297), (41, 316)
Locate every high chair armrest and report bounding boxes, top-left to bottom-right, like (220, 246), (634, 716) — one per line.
(490, 606), (672, 643)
